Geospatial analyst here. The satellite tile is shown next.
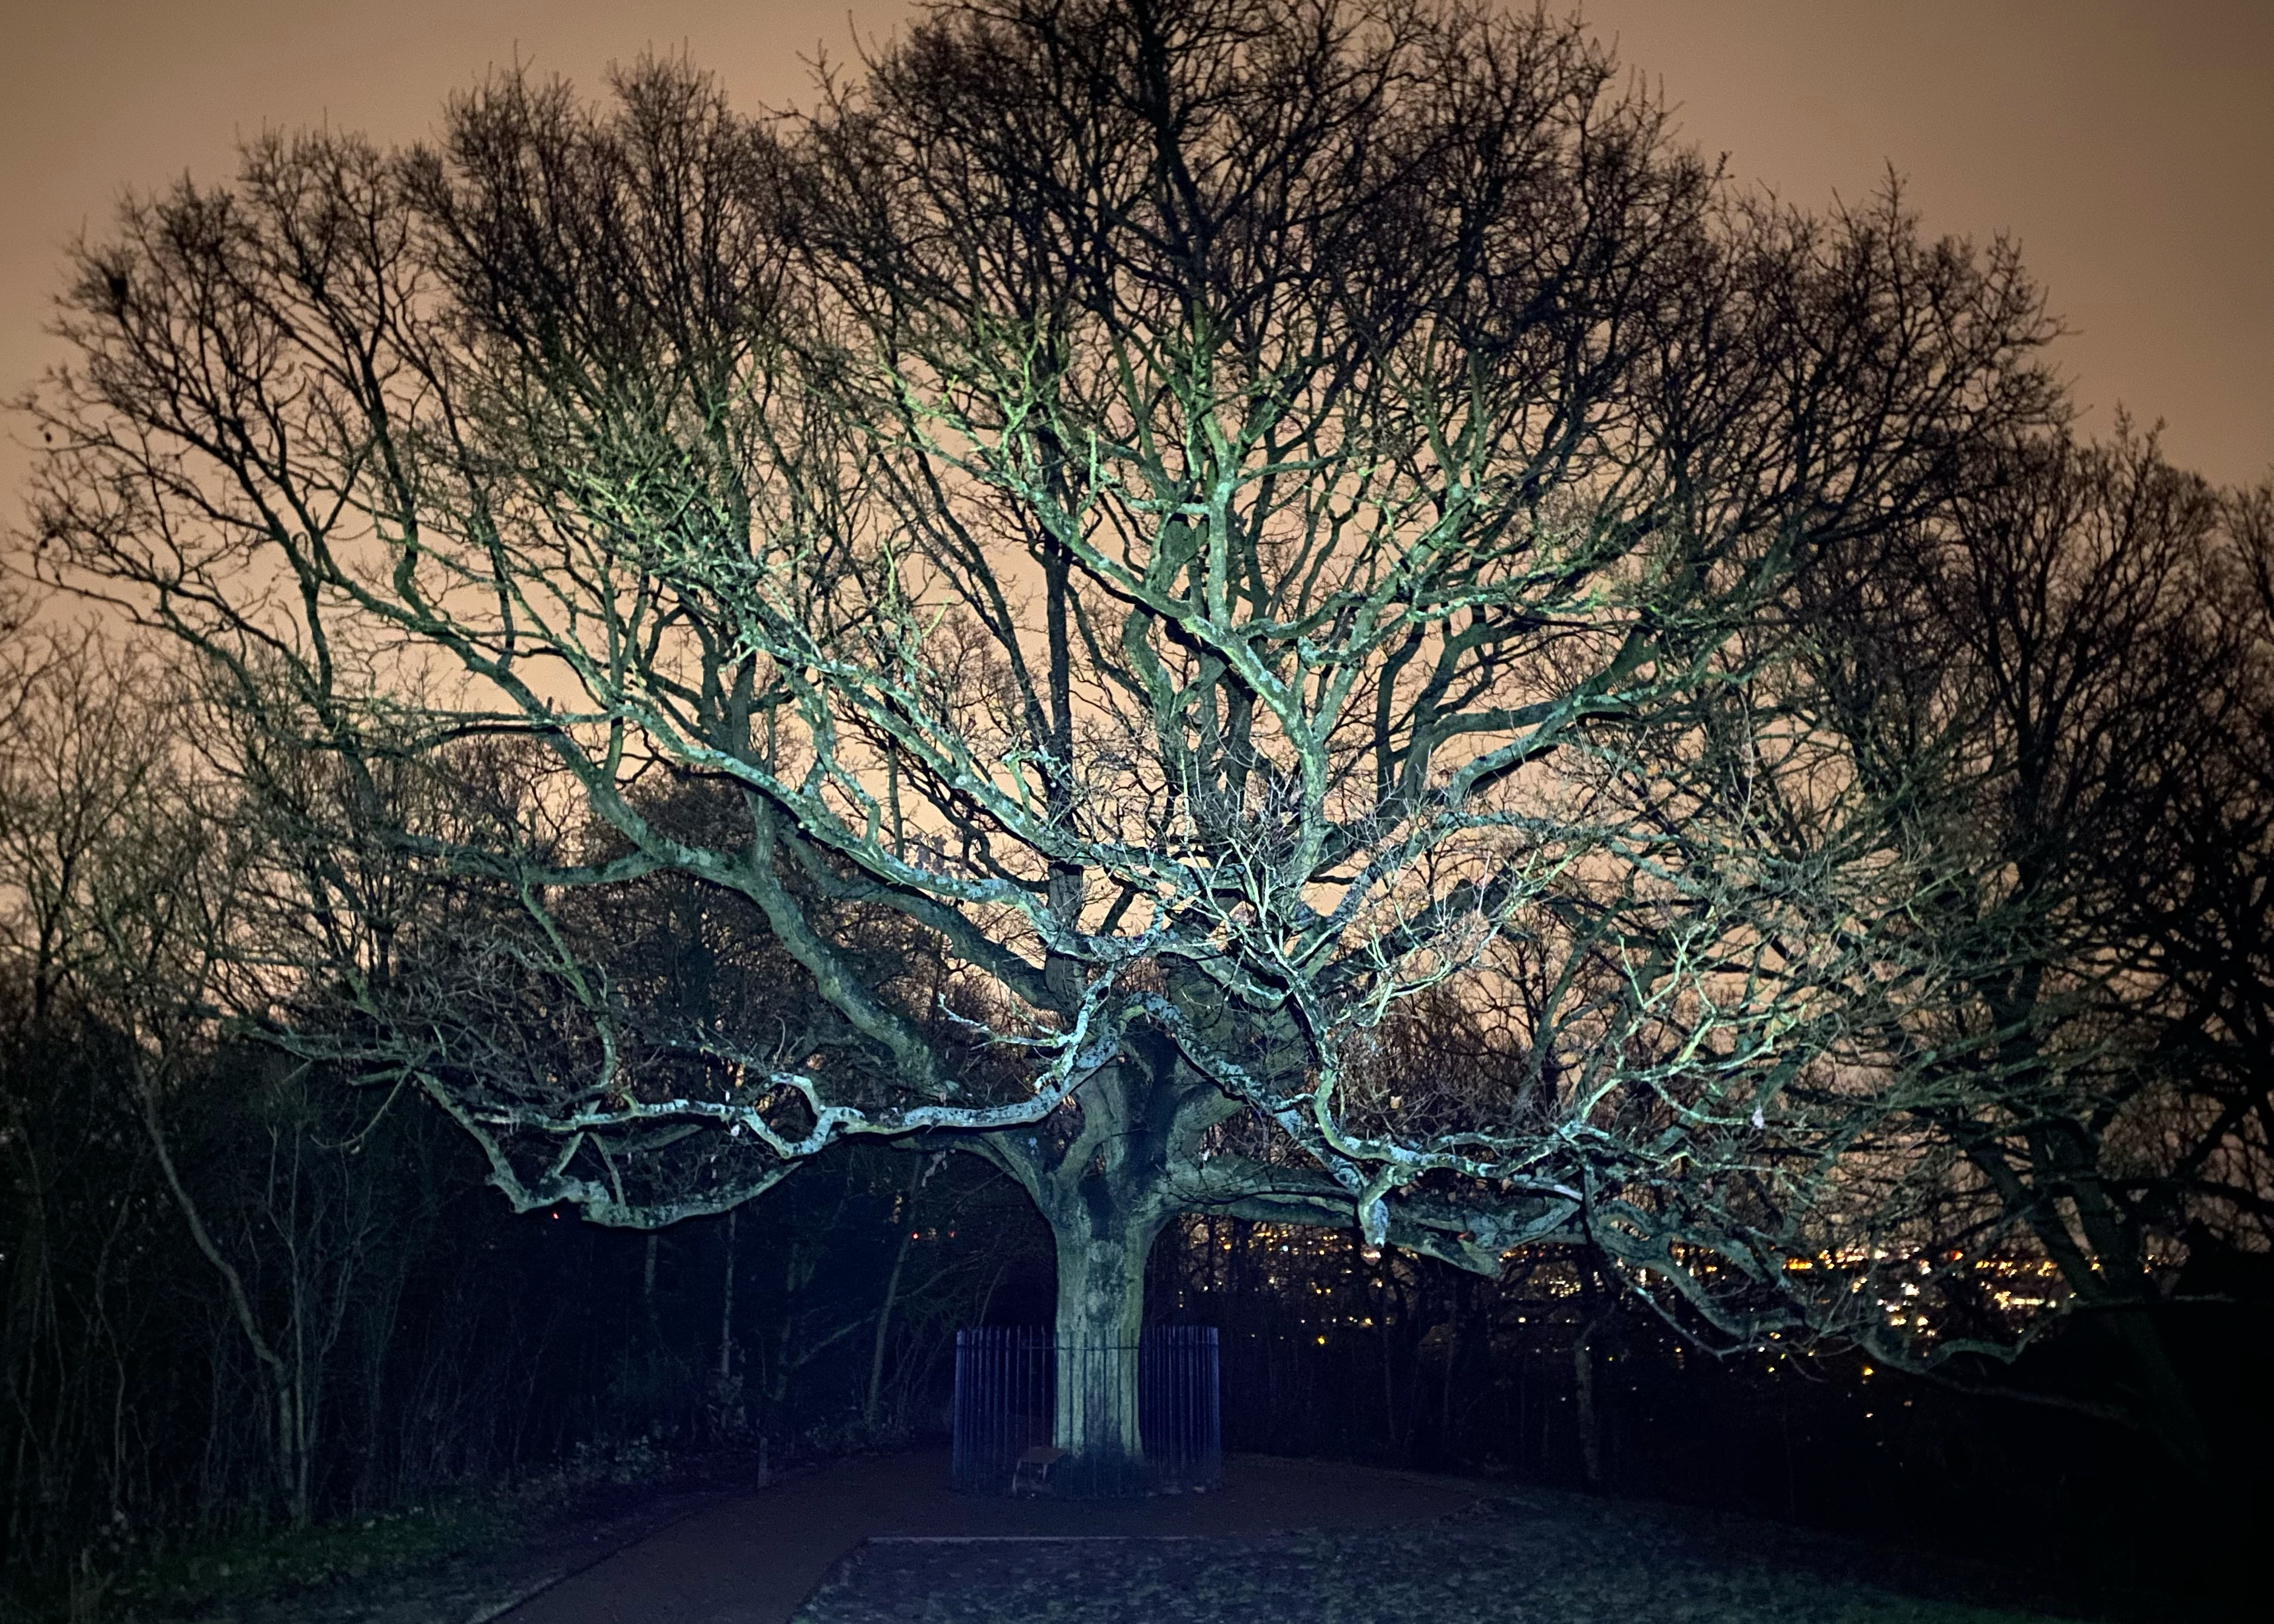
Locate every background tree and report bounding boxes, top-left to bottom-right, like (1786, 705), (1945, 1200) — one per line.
(0, 633), (1022, 1586)
(0, 638), (402, 1531)
(2138, 480), (2274, 1247)
(1796, 427), (2274, 1472)
(25, 0), (2060, 1488)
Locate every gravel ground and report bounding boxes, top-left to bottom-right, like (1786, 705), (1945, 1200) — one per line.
(789, 1494), (2110, 1624)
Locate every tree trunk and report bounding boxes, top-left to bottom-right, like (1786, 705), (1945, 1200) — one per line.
(2094, 1302), (2212, 1477)
(642, 1234), (660, 1343)
(718, 1208), (738, 1384)
(865, 1156), (928, 1433)
(990, 1036), (1215, 1496)
(1047, 1190), (1165, 1497)
(138, 1077), (313, 1525)
(1573, 1312), (1607, 1491)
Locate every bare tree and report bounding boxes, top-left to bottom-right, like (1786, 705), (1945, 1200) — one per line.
(23, 0), (2060, 1486)
(0, 638), (332, 1519)
(1795, 427), (2274, 1470)
(2140, 480), (2274, 1248)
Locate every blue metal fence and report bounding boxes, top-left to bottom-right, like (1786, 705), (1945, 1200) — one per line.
(951, 1324), (1222, 1495)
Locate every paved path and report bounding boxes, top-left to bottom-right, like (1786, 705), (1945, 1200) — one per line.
(497, 1450), (1485, 1624)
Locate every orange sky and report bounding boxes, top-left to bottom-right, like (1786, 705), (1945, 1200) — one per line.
(4, 0), (2269, 533)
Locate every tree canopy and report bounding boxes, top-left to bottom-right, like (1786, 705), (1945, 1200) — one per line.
(25, 0), (2120, 1480)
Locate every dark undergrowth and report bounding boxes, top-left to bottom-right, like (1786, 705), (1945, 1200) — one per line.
(1, 1440), (777, 1624)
